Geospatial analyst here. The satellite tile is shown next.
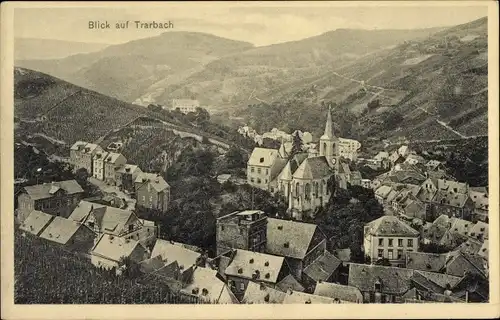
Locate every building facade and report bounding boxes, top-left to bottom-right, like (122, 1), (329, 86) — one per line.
(134, 173), (171, 212)
(69, 141), (104, 175)
(363, 216), (419, 267)
(216, 210), (268, 256)
(17, 180), (84, 222)
(171, 99), (200, 114)
(92, 150), (109, 180)
(103, 152), (127, 185)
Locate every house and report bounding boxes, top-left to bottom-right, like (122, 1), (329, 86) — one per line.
(92, 150), (109, 180)
(404, 154), (426, 165)
(313, 281), (363, 303)
(469, 187), (489, 222)
(361, 179), (372, 189)
(19, 210), (54, 236)
(17, 180), (84, 221)
(241, 281), (287, 304)
(180, 266), (239, 304)
(151, 239), (203, 271)
(374, 185), (392, 204)
(247, 147), (285, 191)
(69, 141), (103, 174)
(425, 160), (446, 172)
(90, 234), (150, 270)
(103, 152), (127, 185)
(135, 172), (170, 212)
(266, 218), (327, 281)
(223, 249), (289, 300)
(171, 99), (200, 114)
(39, 216), (96, 253)
(68, 200), (155, 245)
(275, 274), (305, 293)
(302, 251), (342, 292)
(348, 263), (415, 303)
(216, 210), (267, 256)
(398, 145), (411, 158)
(338, 137), (361, 161)
(282, 289), (338, 304)
(116, 164), (143, 193)
(389, 151), (405, 167)
(374, 151), (390, 162)
(406, 251), (488, 278)
(422, 215), (470, 250)
(363, 216), (419, 267)
(416, 178), (474, 221)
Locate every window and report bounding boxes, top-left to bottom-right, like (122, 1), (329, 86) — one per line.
(397, 249), (403, 259)
(378, 238), (384, 246)
(375, 282), (381, 292)
(388, 239), (393, 247)
(257, 178), (262, 184)
(265, 179), (268, 184)
(149, 196), (153, 202)
(378, 249), (383, 258)
(257, 168), (262, 174)
(407, 239), (413, 247)
(266, 169), (269, 175)
(251, 167), (255, 173)
(388, 250), (393, 259)
(239, 282), (245, 291)
(251, 178), (255, 183)
(398, 239), (403, 247)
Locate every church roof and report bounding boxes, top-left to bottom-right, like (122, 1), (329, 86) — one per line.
(320, 106), (335, 140)
(293, 156), (332, 180)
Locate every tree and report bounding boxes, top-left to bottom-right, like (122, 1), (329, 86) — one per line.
(225, 145), (245, 169)
(289, 131), (303, 158)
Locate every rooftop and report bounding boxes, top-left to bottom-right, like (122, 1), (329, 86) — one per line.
(224, 249), (285, 284)
(23, 180), (84, 200)
(91, 234), (143, 263)
(266, 218), (319, 260)
(313, 282), (363, 303)
(365, 216), (419, 237)
(303, 251), (342, 282)
(135, 172), (170, 192)
(248, 147), (279, 167)
(19, 210), (54, 236)
(40, 216), (91, 245)
(241, 281), (287, 304)
(151, 239), (201, 271)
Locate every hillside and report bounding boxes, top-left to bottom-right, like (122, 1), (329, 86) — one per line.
(241, 17), (488, 141)
(15, 38), (109, 60)
(14, 68), (254, 165)
(16, 32), (254, 103)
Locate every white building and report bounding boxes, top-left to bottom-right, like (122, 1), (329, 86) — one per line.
(171, 99), (200, 114)
(338, 138), (362, 161)
(363, 216), (419, 267)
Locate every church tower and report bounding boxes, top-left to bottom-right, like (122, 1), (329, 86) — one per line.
(319, 104), (339, 173)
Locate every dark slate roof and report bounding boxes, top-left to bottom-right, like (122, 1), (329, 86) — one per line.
(303, 251), (342, 282)
(19, 210), (54, 236)
(406, 252), (447, 273)
(23, 180), (84, 200)
(365, 216), (419, 237)
(276, 274), (305, 293)
(313, 282), (363, 303)
(242, 281), (287, 304)
(266, 218), (318, 259)
(348, 264), (414, 295)
(139, 256), (166, 274)
(292, 156), (333, 180)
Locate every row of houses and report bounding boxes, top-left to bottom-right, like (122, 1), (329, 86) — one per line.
(70, 141), (170, 213)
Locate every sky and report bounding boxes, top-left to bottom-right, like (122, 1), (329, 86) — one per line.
(14, 2), (488, 47)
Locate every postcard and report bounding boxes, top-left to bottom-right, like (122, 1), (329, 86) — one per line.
(1, 1), (499, 319)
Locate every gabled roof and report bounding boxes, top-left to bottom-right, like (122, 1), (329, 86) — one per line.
(426, 160), (444, 170)
(313, 282), (363, 303)
(469, 221), (488, 241)
(303, 251), (342, 282)
(90, 206), (136, 236)
(248, 148), (279, 167)
(292, 156), (332, 180)
(242, 281), (287, 304)
(23, 180), (84, 200)
(68, 200), (107, 222)
(40, 216), (92, 245)
(224, 249), (285, 284)
(181, 267), (238, 304)
(19, 210), (54, 236)
(282, 290), (337, 304)
(116, 164), (141, 174)
(456, 238), (483, 255)
(436, 179), (468, 194)
(407, 250), (488, 278)
(410, 270), (461, 294)
(278, 161), (294, 181)
(406, 252), (448, 273)
(91, 234), (145, 263)
(266, 218), (318, 259)
(151, 239), (201, 270)
(365, 216), (419, 237)
(70, 141), (87, 151)
(433, 190), (470, 208)
(375, 185), (392, 199)
(348, 263), (414, 295)
(276, 274), (305, 293)
(139, 256), (166, 274)
(104, 152), (126, 164)
(135, 172), (170, 192)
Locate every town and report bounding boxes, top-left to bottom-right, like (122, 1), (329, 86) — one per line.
(15, 103), (489, 304)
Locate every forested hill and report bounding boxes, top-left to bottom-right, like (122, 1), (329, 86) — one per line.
(240, 17), (488, 142)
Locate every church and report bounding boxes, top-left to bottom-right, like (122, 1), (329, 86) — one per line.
(247, 106), (355, 220)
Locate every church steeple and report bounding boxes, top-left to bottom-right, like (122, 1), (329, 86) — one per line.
(322, 104), (334, 140)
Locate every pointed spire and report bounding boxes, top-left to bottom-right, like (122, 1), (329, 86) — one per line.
(322, 104), (334, 139)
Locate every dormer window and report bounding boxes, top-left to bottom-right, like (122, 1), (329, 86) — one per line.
(265, 273), (270, 279)
(201, 288), (209, 296)
(264, 261), (269, 266)
(249, 258), (254, 264)
(277, 226), (283, 230)
(374, 280), (382, 292)
(259, 157), (264, 163)
(238, 268), (243, 274)
(284, 242), (290, 248)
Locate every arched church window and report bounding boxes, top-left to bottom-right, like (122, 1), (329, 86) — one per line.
(295, 182), (300, 197)
(314, 182), (319, 197)
(319, 181), (323, 195)
(305, 183), (311, 200)
(323, 143), (327, 153)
